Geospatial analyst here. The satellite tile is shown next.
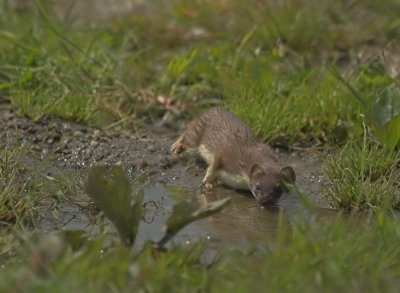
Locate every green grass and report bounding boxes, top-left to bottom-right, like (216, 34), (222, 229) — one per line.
(1, 0), (399, 139)
(325, 134), (400, 212)
(214, 211), (400, 292)
(0, 144), (89, 227)
(223, 68), (360, 145)
(0, 2), (143, 124)
(0, 145), (32, 223)
(1, 210), (400, 291)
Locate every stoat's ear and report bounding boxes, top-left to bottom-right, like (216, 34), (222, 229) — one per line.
(250, 164), (265, 178)
(280, 166), (296, 183)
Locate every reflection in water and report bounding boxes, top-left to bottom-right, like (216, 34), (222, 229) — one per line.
(38, 181), (339, 250)
(195, 188), (282, 245)
(136, 183), (339, 250)
(135, 150), (339, 249)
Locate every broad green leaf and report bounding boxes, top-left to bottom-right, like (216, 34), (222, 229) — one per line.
(369, 85), (400, 127)
(158, 197), (231, 247)
(85, 166), (144, 246)
(330, 67), (400, 149)
(373, 116), (400, 150)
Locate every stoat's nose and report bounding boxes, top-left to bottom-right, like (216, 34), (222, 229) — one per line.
(258, 197), (277, 206)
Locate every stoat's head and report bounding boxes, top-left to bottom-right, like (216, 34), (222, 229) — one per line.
(248, 164), (296, 206)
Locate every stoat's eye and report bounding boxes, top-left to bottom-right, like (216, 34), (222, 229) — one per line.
(255, 183), (261, 191)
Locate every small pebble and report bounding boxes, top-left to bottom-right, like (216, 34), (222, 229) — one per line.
(138, 159), (148, 169)
(93, 129), (101, 138)
(90, 140), (99, 148)
(73, 130), (84, 138)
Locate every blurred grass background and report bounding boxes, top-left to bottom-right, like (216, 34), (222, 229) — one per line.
(1, 2), (400, 290)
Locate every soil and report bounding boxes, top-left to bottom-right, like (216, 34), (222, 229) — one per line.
(0, 97), (336, 248)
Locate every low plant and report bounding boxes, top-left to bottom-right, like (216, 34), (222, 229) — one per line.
(0, 145), (32, 223)
(1, 205), (400, 291)
(331, 62), (400, 150)
(85, 165), (230, 247)
(325, 129), (400, 212)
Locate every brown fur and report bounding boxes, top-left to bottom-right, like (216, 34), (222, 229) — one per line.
(171, 107), (296, 205)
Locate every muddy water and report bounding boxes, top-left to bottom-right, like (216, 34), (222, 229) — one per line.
(33, 148), (336, 249)
(36, 149), (337, 249)
(133, 151), (338, 248)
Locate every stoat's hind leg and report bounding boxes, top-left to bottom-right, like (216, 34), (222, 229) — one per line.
(172, 115), (204, 155)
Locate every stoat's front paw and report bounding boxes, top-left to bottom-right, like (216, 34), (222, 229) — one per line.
(200, 178), (215, 189)
(204, 182), (215, 189)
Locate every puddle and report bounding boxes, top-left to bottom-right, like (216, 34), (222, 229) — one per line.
(132, 150), (335, 247)
(36, 150), (338, 250)
(135, 169), (337, 250)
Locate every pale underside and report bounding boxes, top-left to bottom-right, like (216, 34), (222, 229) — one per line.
(198, 144), (249, 190)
